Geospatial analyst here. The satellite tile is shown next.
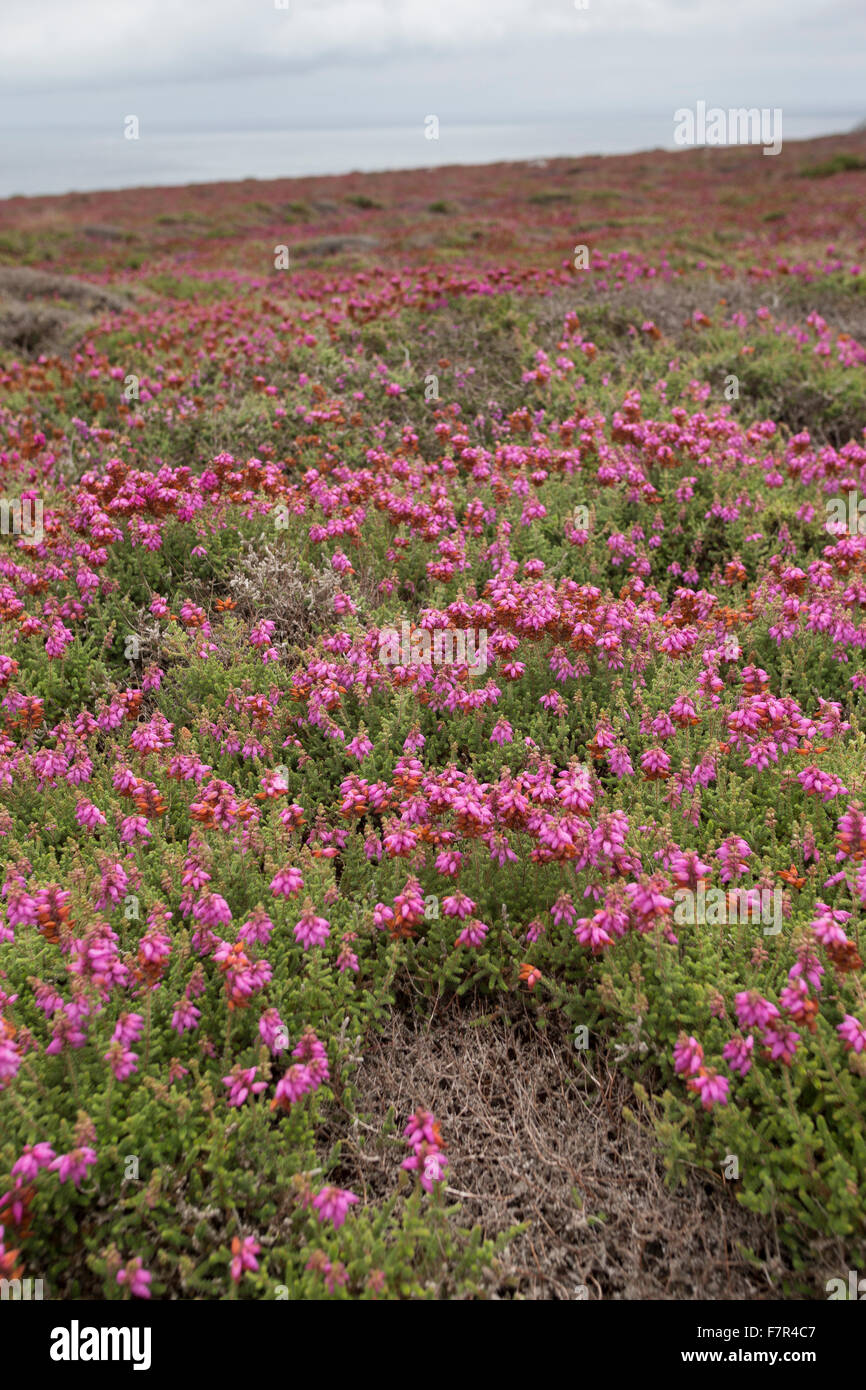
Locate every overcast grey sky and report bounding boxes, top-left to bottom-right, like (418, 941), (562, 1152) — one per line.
(0, 0), (862, 194)
(1, 0), (863, 130)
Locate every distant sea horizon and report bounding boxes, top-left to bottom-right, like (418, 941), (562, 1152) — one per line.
(1, 112), (862, 200)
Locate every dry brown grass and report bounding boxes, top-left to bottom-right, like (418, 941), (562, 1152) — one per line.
(534, 274), (866, 351)
(226, 543), (343, 645)
(321, 1001), (810, 1300)
(0, 266), (134, 358)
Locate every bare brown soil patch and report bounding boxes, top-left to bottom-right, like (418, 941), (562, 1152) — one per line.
(325, 1003), (816, 1300)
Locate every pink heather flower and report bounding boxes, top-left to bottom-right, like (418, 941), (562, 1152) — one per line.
(213, 938), (272, 1009)
(273, 1064), (314, 1109)
(258, 1008), (288, 1053)
(788, 947), (824, 992)
(193, 892), (232, 927)
(346, 731), (374, 759)
(337, 940), (359, 973)
(837, 1014), (866, 1054)
(0, 1037), (22, 1088)
(779, 979), (811, 1019)
(835, 804), (866, 862)
(0, 653), (18, 686)
(294, 907), (330, 950)
(116, 1258), (152, 1299)
(180, 600), (209, 633)
(120, 815), (151, 844)
(441, 891), (476, 920)
(403, 1109), (439, 1149)
(434, 849), (462, 876)
(722, 1034), (754, 1076)
(673, 1034), (704, 1076)
(650, 711), (676, 741)
(735, 990), (780, 1031)
(96, 859), (129, 909)
(401, 1141), (449, 1192)
(670, 694), (699, 727)
(688, 1069), (730, 1109)
(811, 901), (851, 948)
(640, 746), (671, 779)
(312, 1186), (359, 1229)
(373, 902), (394, 930)
(540, 690), (568, 717)
(115, 1017), (147, 1056)
(104, 1040), (138, 1081)
(223, 1066), (267, 1108)
(717, 836), (752, 884)
(456, 918), (488, 948)
(607, 744), (634, 777)
(31, 981), (62, 1015)
(45, 620), (73, 658)
(193, 917), (219, 956)
(489, 718), (513, 746)
(418, 1148), (448, 1192)
(45, 1004), (90, 1056)
(75, 800), (106, 830)
(762, 1024), (800, 1066)
(305, 1251), (342, 1288)
(11, 1142), (56, 1181)
(5, 892), (37, 928)
(238, 908), (275, 945)
(323, 1261), (349, 1294)
(270, 865), (304, 897)
(137, 929), (170, 978)
(129, 714), (173, 754)
(550, 890), (576, 926)
(249, 619), (276, 649)
(393, 877), (425, 927)
(113, 765), (139, 794)
(625, 877), (675, 932)
(181, 859), (211, 893)
(171, 1000), (201, 1034)
(525, 918), (544, 943)
(0, 1190), (27, 1227)
(797, 766), (848, 803)
(573, 913), (613, 952)
(51, 1147), (97, 1188)
(556, 763), (596, 815)
(293, 1027), (330, 1084)
(230, 1235), (260, 1283)
(669, 849), (713, 889)
(382, 823), (419, 856)
(259, 768), (289, 798)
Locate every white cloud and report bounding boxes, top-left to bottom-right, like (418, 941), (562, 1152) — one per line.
(2, 0), (861, 92)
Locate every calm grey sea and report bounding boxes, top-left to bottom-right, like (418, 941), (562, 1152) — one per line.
(0, 114), (860, 199)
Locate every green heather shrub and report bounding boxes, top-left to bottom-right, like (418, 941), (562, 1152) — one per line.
(2, 159), (866, 1300)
